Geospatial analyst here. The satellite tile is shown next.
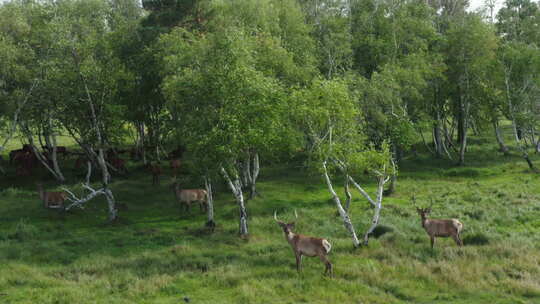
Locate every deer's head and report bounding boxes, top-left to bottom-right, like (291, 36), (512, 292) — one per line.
(274, 210), (298, 234)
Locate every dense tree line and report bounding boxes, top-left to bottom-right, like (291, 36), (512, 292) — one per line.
(1, 0), (540, 242)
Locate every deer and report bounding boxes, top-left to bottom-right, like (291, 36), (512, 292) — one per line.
(171, 181), (207, 213)
(274, 210), (333, 276)
(109, 157), (128, 174)
(413, 196), (464, 249)
(148, 162), (162, 185)
(36, 183), (67, 209)
(170, 159), (181, 177)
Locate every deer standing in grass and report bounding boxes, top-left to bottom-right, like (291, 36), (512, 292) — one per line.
(414, 197), (463, 249)
(170, 159), (181, 177)
(36, 183), (67, 209)
(274, 210), (333, 276)
(148, 163), (162, 185)
(171, 182), (207, 213)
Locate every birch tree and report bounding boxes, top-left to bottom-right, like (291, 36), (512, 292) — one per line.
(291, 78), (394, 247)
(160, 27), (289, 237)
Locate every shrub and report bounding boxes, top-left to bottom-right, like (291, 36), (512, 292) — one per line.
(7, 219), (39, 242)
(463, 233), (490, 246)
(370, 225), (394, 238)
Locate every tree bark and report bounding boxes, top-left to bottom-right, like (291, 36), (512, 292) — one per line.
(344, 175), (352, 212)
(504, 68), (536, 171)
(204, 176), (216, 231)
(322, 161), (360, 248)
(458, 95), (470, 166)
(492, 119), (509, 155)
(221, 166), (248, 237)
(249, 152), (260, 199)
(363, 175), (388, 245)
(433, 118), (444, 158)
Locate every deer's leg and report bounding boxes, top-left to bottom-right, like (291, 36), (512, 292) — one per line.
(430, 236), (435, 249)
(295, 253), (302, 272)
(454, 233), (463, 246)
(319, 254), (333, 277)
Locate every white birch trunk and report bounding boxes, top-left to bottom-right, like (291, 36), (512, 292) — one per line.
(221, 166), (248, 237)
(344, 175), (352, 212)
(85, 161), (92, 185)
(363, 175), (389, 245)
(250, 152), (260, 199)
(322, 161), (360, 248)
(204, 176), (216, 230)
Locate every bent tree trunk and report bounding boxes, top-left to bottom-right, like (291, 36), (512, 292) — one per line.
(204, 176), (216, 230)
(322, 161), (360, 248)
(23, 130), (65, 183)
(221, 166), (248, 237)
(493, 119), (509, 155)
(361, 175), (388, 245)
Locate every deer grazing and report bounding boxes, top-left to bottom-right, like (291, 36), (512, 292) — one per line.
(171, 181), (207, 213)
(413, 197), (463, 249)
(36, 183), (67, 209)
(274, 210), (333, 276)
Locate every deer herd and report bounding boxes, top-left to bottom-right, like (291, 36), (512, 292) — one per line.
(4, 143), (467, 277)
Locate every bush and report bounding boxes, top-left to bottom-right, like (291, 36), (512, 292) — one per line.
(443, 168), (481, 178)
(7, 219), (39, 242)
(463, 233), (490, 246)
(370, 225), (394, 238)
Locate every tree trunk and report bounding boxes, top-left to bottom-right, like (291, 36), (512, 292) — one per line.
(504, 68), (536, 171)
(344, 175), (352, 212)
(221, 167), (248, 237)
(44, 120), (65, 182)
(363, 176), (386, 245)
(249, 152), (260, 199)
(433, 119), (444, 158)
(85, 160), (92, 184)
(204, 176), (216, 231)
(23, 131), (65, 183)
(139, 122), (147, 165)
(493, 119), (509, 155)
(322, 161), (360, 248)
(458, 97), (469, 166)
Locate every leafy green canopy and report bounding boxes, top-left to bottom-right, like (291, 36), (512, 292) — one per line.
(159, 27), (289, 171)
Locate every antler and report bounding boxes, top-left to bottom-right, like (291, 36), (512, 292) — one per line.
(294, 209), (298, 219)
(412, 195), (419, 208)
(274, 210), (281, 223)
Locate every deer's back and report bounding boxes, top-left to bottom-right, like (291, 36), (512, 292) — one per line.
(425, 219), (462, 237)
(177, 189), (206, 202)
(292, 234), (330, 257)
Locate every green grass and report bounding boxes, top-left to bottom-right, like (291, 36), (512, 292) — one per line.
(1, 128), (540, 303)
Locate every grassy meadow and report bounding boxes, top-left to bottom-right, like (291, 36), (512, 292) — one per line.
(1, 129), (540, 303)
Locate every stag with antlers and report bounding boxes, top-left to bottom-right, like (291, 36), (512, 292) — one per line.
(413, 196), (464, 249)
(274, 210), (333, 276)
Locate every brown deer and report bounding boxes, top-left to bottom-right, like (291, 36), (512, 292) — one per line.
(36, 183), (67, 209)
(147, 162), (162, 185)
(274, 210), (333, 276)
(109, 157), (128, 174)
(170, 159), (181, 176)
(171, 182), (207, 213)
(414, 197), (463, 249)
